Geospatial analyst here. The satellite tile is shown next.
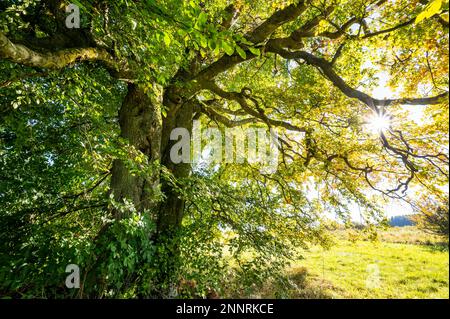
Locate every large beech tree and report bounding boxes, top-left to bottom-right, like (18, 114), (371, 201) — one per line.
(0, 0), (448, 298)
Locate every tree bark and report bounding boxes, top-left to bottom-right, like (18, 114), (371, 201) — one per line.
(83, 84), (162, 297)
(110, 84), (162, 218)
(108, 83), (194, 297)
(149, 89), (194, 297)
(158, 92), (194, 233)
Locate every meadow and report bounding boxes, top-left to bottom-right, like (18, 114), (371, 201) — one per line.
(245, 227), (449, 299)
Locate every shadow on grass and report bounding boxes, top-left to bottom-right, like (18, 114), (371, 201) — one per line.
(233, 267), (338, 299)
(423, 242), (449, 253)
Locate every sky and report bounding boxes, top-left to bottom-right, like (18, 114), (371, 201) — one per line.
(353, 70), (419, 220)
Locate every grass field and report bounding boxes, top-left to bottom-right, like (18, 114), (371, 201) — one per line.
(292, 241), (449, 299)
(249, 227), (449, 299)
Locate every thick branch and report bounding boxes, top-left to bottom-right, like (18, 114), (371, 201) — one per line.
(267, 46), (449, 111)
(195, 1), (308, 81)
(221, 4), (240, 30)
(0, 31), (120, 72)
(246, 1), (307, 44)
(283, 5), (337, 40)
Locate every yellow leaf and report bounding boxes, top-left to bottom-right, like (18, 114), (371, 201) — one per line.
(416, 0), (443, 23)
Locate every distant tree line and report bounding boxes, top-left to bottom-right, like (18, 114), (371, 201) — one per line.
(389, 215), (415, 227)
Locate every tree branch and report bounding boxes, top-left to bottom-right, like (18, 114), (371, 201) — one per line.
(362, 18), (415, 39)
(267, 46), (449, 111)
(0, 31), (121, 72)
(195, 1), (308, 81)
(199, 101), (259, 127)
(246, 1), (307, 44)
(202, 81), (308, 133)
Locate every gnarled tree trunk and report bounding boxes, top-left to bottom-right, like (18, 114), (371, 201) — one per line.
(109, 83), (194, 297)
(83, 83), (163, 297)
(151, 91), (194, 297)
(110, 83), (162, 218)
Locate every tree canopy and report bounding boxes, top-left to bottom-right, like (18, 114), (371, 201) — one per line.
(0, 0), (448, 298)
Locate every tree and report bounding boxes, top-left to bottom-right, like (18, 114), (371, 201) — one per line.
(389, 215), (415, 227)
(0, 0), (448, 298)
(412, 196), (449, 237)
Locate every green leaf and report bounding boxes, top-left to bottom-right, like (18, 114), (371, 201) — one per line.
(249, 47), (261, 56)
(208, 38), (216, 50)
(198, 12), (208, 27)
(199, 35), (208, 48)
(222, 41), (235, 56)
(236, 46), (247, 59)
(164, 33), (172, 46)
(239, 38), (254, 46)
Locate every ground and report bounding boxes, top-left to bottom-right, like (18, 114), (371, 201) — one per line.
(244, 227), (449, 299)
(294, 240), (448, 298)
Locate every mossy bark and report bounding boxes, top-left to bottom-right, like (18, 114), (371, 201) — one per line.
(109, 83), (193, 297)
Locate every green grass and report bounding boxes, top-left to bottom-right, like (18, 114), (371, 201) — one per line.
(290, 240), (449, 299)
(224, 227), (448, 299)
